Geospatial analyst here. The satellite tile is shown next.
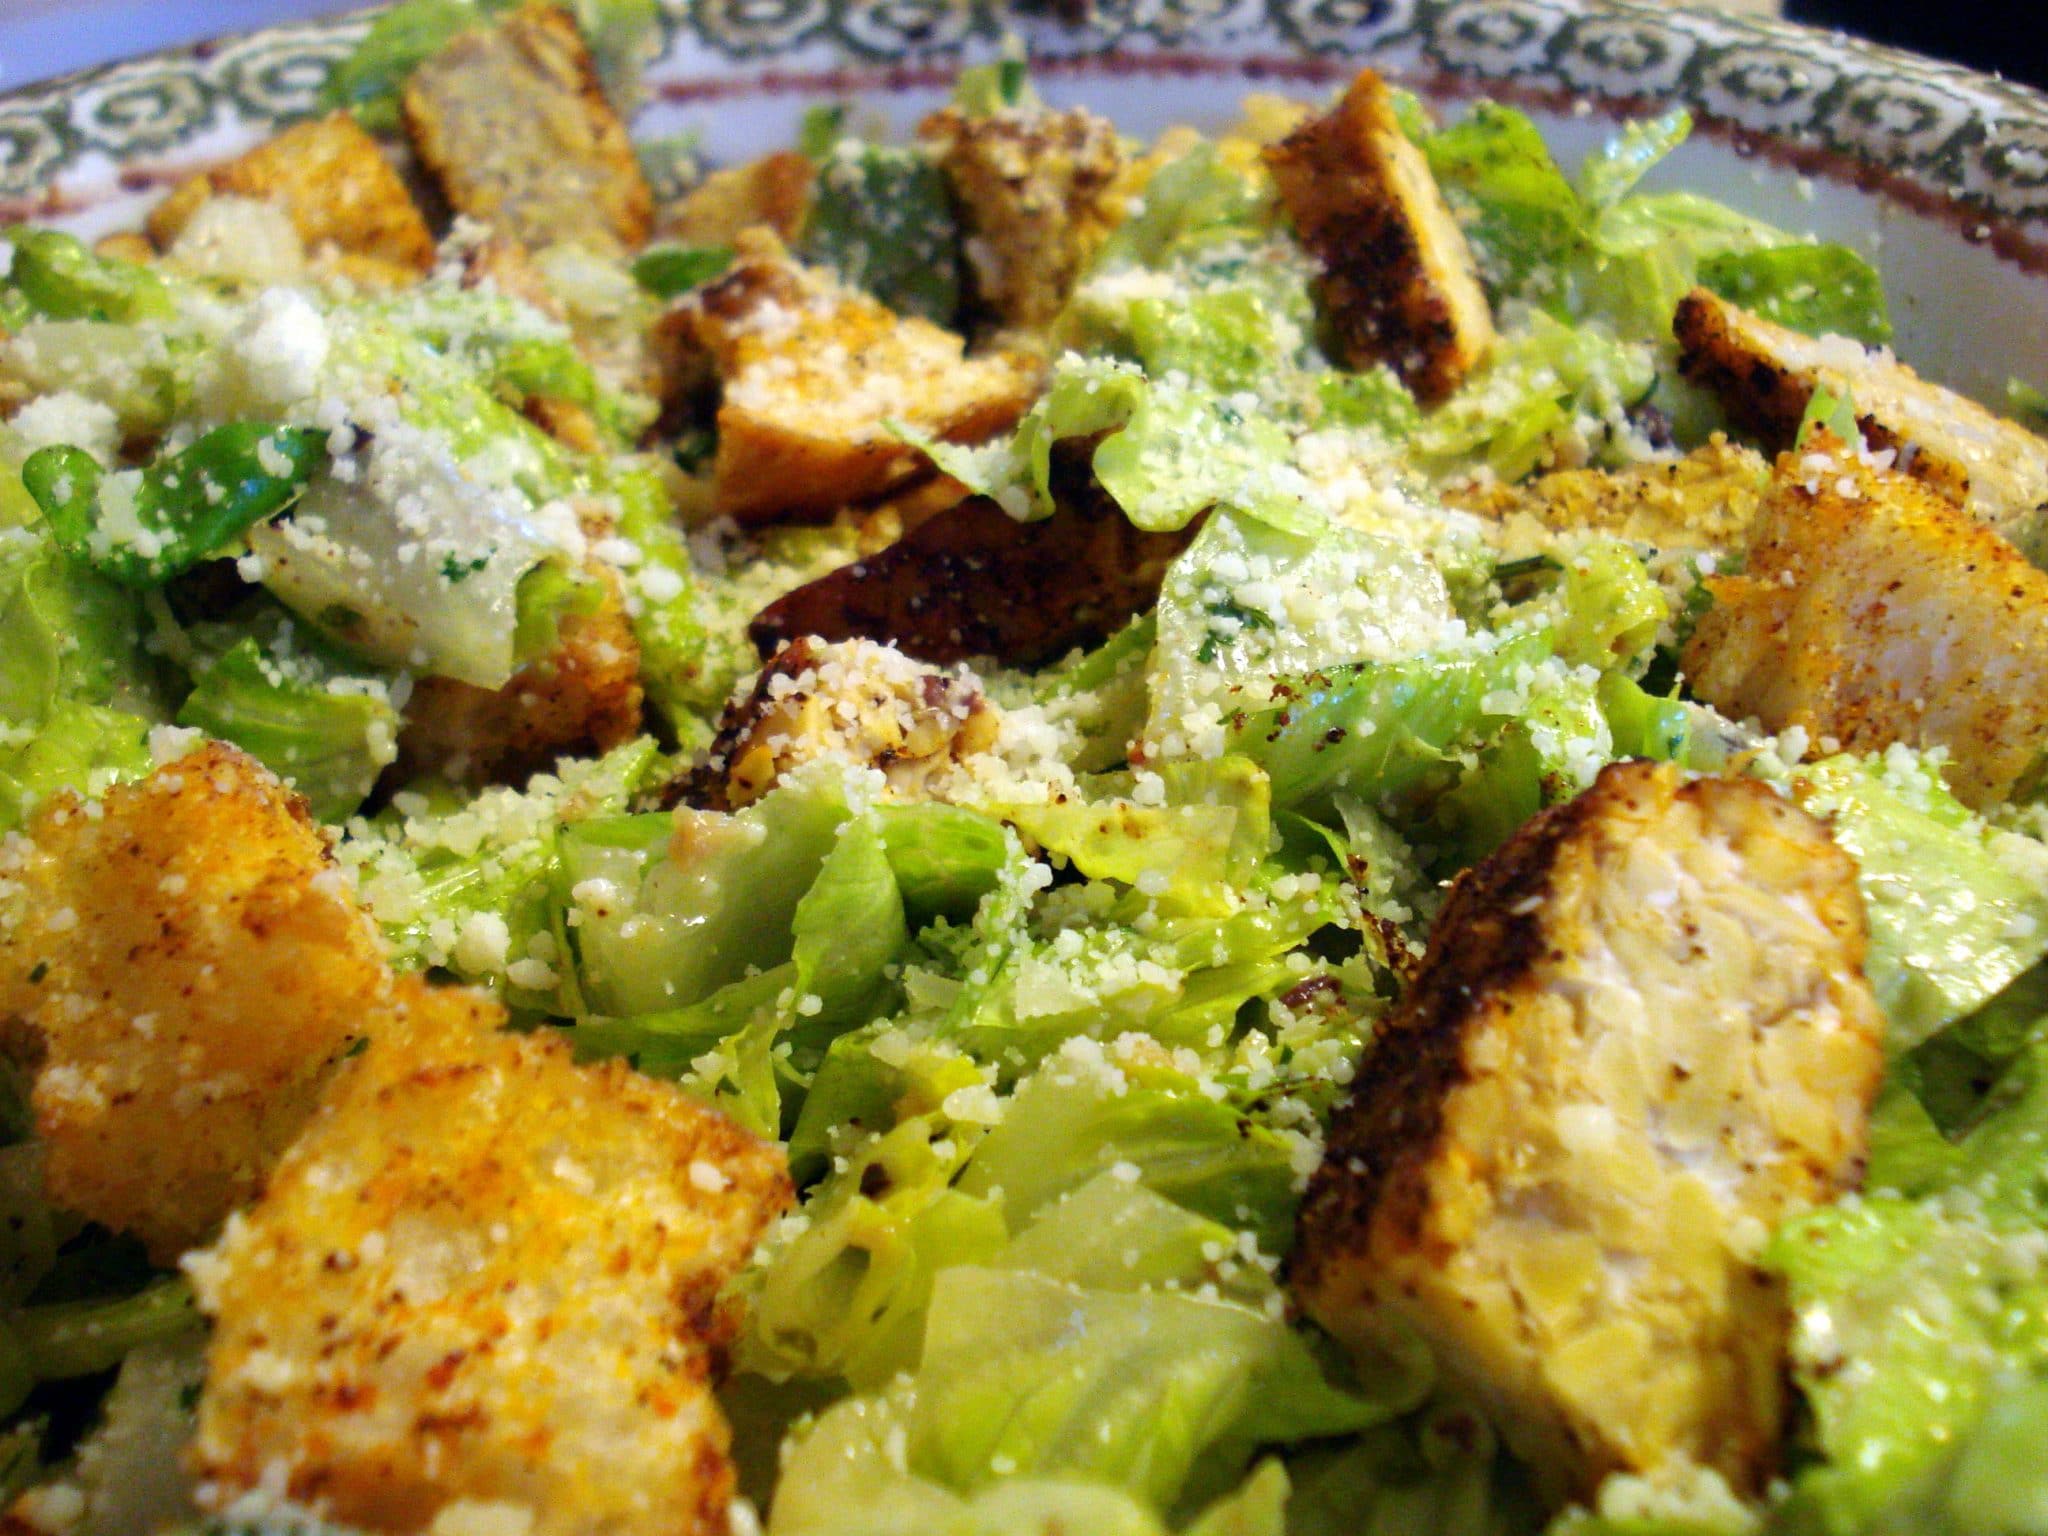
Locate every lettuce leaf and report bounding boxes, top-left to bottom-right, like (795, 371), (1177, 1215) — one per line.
(175, 637), (398, 821)
(1768, 1027), (2048, 1533)
(905, 1267), (1402, 1514)
(1792, 755), (2048, 1052)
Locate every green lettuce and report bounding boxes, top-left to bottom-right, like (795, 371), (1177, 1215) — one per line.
(956, 1050), (1306, 1254)
(1422, 102), (1889, 354)
(0, 702), (154, 833)
(1148, 508), (1460, 753)
(175, 638), (398, 821)
(1793, 754), (2048, 1052)
(1697, 243), (1892, 347)
(801, 139), (961, 324)
(0, 527), (160, 729)
(1224, 629), (1554, 817)
(1768, 1027), (2048, 1533)
(338, 737), (662, 1008)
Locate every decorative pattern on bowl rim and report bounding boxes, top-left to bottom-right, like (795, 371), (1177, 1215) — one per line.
(1, 0), (2047, 246)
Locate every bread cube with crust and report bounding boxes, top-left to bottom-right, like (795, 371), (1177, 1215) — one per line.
(146, 111), (434, 275)
(1674, 286), (2048, 548)
(1266, 68), (1496, 403)
(1681, 430), (2048, 810)
(0, 744), (390, 1262)
(667, 234), (1042, 523)
(399, 563), (645, 786)
(1292, 761), (1884, 1508)
(658, 151), (815, 248)
(402, 1), (653, 255)
(187, 975), (793, 1536)
(1446, 435), (1770, 550)
(919, 101), (1127, 332)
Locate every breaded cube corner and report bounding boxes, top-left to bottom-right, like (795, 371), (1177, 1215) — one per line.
(1446, 435), (1770, 550)
(187, 975), (793, 1536)
(399, 562), (645, 786)
(0, 744), (390, 1261)
(683, 636), (1001, 811)
(658, 151), (815, 249)
(1293, 760), (1884, 1507)
(918, 101), (1127, 332)
(1675, 287), (2048, 545)
(1266, 68), (1496, 402)
(1681, 430), (2048, 811)
(666, 234), (1042, 523)
(402, 1), (654, 255)
(146, 111), (435, 274)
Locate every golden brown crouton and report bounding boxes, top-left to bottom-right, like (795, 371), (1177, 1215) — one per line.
(1675, 287), (2048, 545)
(1293, 761), (1883, 1507)
(0, 744), (390, 1262)
(685, 637), (1001, 811)
(402, 1), (653, 255)
(187, 975), (792, 1536)
(92, 233), (156, 266)
(146, 111), (434, 274)
(750, 445), (1199, 666)
(668, 235), (1042, 523)
(399, 565), (645, 786)
(919, 102), (1127, 332)
(1266, 69), (1495, 403)
(455, 227), (567, 318)
(1445, 435), (1770, 550)
(658, 151), (815, 248)
(1681, 431), (2048, 810)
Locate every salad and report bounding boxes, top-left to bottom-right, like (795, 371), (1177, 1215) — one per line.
(0, 3), (2045, 1534)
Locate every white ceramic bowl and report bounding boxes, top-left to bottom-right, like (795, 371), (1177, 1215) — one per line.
(1, 2), (2046, 405)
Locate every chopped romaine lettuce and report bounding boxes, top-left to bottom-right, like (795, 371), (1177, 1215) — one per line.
(1769, 1025), (2048, 1533)
(1697, 243), (1892, 347)
(175, 637), (398, 821)
(801, 140), (961, 324)
(0, 701), (154, 833)
(1793, 754), (2048, 1052)
(1148, 508), (1461, 754)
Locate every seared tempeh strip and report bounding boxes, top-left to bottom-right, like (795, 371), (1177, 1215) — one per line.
(1293, 761), (1884, 1507)
(1675, 286), (2048, 546)
(402, 0), (654, 254)
(1266, 68), (1496, 402)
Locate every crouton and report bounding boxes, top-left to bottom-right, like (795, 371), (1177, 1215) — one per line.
(146, 111), (434, 274)
(683, 637), (1001, 810)
(402, 1), (654, 255)
(187, 975), (792, 1536)
(1293, 760), (1884, 1506)
(0, 744), (390, 1261)
(750, 444), (1199, 666)
(1445, 435), (1770, 550)
(918, 102), (1126, 332)
(1674, 287), (2048, 545)
(659, 151), (815, 248)
(1266, 69), (1495, 402)
(454, 227), (567, 319)
(92, 233), (156, 266)
(399, 564), (645, 786)
(1681, 431), (2048, 810)
(667, 234), (1042, 523)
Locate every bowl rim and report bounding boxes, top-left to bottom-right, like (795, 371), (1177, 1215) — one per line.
(4, 0), (2048, 274)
